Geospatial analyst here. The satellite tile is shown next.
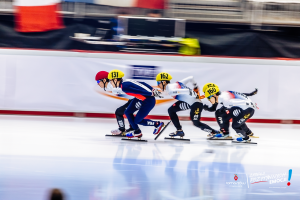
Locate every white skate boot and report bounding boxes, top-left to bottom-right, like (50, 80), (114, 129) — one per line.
(111, 129), (125, 136)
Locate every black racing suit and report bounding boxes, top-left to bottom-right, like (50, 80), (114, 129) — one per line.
(205, 89), (257, 139)
(168, 101), (217, 133)
(115, 99), (133, 131)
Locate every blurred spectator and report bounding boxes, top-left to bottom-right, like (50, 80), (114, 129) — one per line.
(49, 188), (64, 200)
(109, 10), (130, 39)
(147, 9), (162, 18)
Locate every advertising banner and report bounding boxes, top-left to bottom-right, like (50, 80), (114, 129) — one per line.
(0, 51), (299, 120)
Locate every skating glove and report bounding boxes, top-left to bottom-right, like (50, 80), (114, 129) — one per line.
(204, 103), (218, 112)
(152, 88), (163, 98)
(243, 88), (258, 96)
(203, 104), (209, 111)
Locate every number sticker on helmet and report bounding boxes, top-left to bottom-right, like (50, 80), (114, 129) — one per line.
(207, 87), (216, 95)
(112, 72), (118, 79)
(160, 73), (168, 80)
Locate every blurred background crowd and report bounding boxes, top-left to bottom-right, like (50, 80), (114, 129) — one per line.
(0, 0), (300, 57)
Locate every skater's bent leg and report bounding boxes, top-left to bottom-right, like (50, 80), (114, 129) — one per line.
(138, 119), (157, 126)
(231, 107), (251, 139)
(232, 120), (248, 139)
(190, 102), (216, 133)
(215, 107), (230, 133)
(133, 97), (156, 127)
(240, 123), (252, 135)
(168, 101), (188, 130)
(240, 108), (255, 135)
(124, 99), (140, 130)
(115, 99), (132, 131)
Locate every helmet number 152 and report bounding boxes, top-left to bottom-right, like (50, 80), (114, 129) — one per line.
(161, 73), (168, 80)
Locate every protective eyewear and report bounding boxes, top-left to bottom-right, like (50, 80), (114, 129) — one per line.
(157, 81), (162, 85)
(97, 79), (107, 84)
(207, 95), (214, 100)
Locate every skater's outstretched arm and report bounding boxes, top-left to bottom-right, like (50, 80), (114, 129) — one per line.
(243, 88), (258, 96)
(167, 88), (194, 96)
(203, 103), (218, 112)
(179, 76), (198, 88)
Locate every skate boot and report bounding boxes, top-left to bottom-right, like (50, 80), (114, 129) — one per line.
(214, 129), (231, 139)
(126, 129), (143, 139)
(153, 121), (164, 135)
(235, 135), (251, 143)
(248, 132), (254, 136)
(214, 133), (232, 139)
(169, 130), (185, 138)
(207, 132), (216, 137)
(207, 130), (221, 138)
(111, 128), (126, 136)
(125, 127), (134, 133)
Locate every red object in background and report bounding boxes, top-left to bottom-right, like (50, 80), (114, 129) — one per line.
(287, 182), (291, 186)
(234, 174), (238, 181)
(136, 0), (166, 9)
(15, 3), (64, 32)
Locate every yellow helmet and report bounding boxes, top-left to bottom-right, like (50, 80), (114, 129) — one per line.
(202, 83), (219, 93)
(156, 72), (172, 82)
(108, 69), (125, 80)
(205, 87), (220, 99)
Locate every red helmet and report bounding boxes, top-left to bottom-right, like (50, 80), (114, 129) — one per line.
(95, 71), (109, 81)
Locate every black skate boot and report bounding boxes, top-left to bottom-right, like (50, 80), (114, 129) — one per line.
(169, 130), (185, 138)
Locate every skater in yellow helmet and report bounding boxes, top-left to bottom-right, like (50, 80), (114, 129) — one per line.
(108, 69), (165, 140)
(203, 85), (258, 143)
(156, 72), (220, 139)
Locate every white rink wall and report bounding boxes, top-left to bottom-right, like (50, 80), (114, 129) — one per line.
(0, 49), (299, 120)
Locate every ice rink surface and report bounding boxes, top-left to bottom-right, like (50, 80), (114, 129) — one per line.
(0, 115), (299, 200)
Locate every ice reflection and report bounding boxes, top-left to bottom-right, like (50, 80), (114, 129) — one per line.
(0, 142), (298, 200)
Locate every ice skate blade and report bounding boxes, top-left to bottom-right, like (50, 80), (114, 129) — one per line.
(155, 121), (171, 140)
(232, 141), (257, 144)
(164, 137), (190, 141)
(235, 135), (259, 138)
(207, 138), (233, 140)
(122, 138), (147, 142)
(106, 134), (126, 137)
